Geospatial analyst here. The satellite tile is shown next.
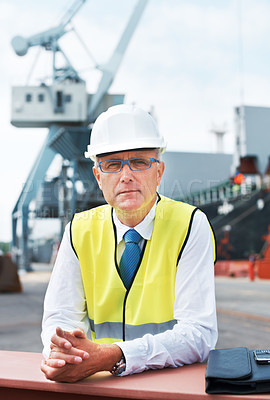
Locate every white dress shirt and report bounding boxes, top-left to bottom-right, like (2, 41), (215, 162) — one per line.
(41, 201), (218, 376)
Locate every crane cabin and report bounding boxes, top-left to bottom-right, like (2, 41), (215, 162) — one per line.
(11, 82), (88, 128)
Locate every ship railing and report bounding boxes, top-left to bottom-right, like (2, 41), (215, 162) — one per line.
(181, 174), (263, 206)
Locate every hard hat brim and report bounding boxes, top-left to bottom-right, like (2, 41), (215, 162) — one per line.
(85, 140), (167, 161)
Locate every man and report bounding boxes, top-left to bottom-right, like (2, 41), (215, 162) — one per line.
(41, 104), (217, 382)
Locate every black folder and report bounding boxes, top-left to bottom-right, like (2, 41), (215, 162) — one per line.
(205, 347), (270, 394)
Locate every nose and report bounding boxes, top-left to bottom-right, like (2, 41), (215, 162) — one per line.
(120, 161), (134, 181)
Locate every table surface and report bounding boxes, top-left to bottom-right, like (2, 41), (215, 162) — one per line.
(1, 351), (270, 400)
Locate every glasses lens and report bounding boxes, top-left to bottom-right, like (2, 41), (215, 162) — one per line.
(129, 157), (152, 170)
(101, 160), (122, 172)
(99, 157), (156, 173)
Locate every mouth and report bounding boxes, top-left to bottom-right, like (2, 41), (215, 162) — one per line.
(118, 189), (139, 196)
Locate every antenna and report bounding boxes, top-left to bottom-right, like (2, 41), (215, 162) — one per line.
(237, 0), (245, 106)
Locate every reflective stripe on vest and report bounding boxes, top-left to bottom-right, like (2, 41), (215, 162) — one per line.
(89, 319), (177, 340)
(71, 195), (215, 343)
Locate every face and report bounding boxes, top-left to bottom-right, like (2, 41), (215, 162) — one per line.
(93, 149), (165, 224)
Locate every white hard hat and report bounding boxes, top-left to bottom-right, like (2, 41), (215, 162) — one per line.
(85, 104), (167, 161)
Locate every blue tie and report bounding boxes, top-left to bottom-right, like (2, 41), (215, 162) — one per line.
(119, 229), (142, 289)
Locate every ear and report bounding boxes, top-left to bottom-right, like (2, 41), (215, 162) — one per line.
(157, 161), (165, 187)
(93, 166), (102, 190)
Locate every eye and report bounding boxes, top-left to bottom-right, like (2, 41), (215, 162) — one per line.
(131, 158), (150, 169)
(104, 160), (122, 171)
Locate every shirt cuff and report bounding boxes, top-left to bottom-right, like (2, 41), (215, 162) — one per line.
(114, 339), (148, 376)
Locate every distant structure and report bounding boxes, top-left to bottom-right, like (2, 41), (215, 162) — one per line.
(211, 124), (227, 153)
(234, 105), (270, 175)
(160, 151), (233, 200)
(10, 0), (149, 270)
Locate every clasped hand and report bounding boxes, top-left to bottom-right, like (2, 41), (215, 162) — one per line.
(41, 327), (122, 382)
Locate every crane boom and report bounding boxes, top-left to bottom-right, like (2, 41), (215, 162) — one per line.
(11, 0), (87, 56)
(87, 0), (148, 121)
(60, 0), (87, 29)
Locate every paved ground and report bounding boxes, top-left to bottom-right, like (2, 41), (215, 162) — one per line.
(215, 277), (270, 349)
(0, 263), (51, 353)
(1, 266), (270, 353)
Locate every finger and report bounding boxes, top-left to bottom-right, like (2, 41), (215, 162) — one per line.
(50, 343), (89, 360)
(41, 359), (62, 372)
(51, 328), (73, 350)
(41, 360), (62, 380)
(56, 327), (79, 348)
(46, 358), (67, 368)
(56, 326), (66, 337)
(72, 328), (87, 339)
(40, 359), (46, 372)
(49, 351), (84, 365)
(56, 327), (73, 348)
(57, 329), (86, 348)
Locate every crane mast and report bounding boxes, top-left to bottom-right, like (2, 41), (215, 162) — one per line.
(11, 0), (149, 271)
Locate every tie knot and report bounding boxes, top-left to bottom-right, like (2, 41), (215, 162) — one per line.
(124, 229), (141, 244)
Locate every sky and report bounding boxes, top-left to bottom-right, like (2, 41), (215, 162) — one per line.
(1, 0), (270, 241)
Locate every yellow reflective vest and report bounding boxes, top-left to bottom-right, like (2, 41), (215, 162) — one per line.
(71, 195), (216, 344)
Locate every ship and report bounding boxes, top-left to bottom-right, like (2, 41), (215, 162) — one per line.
(160, 105), (270, 278)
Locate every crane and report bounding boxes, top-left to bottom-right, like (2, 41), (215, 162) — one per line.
(11, 0), (86, 83)
(11, 0), (149, 271)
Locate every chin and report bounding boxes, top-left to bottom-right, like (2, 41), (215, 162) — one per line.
(118, 201), (142, 212)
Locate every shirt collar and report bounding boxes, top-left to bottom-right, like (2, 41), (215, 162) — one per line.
(113, 201), (157, 244)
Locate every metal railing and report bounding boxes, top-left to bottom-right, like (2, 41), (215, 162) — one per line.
(180, 175), (263, 206)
